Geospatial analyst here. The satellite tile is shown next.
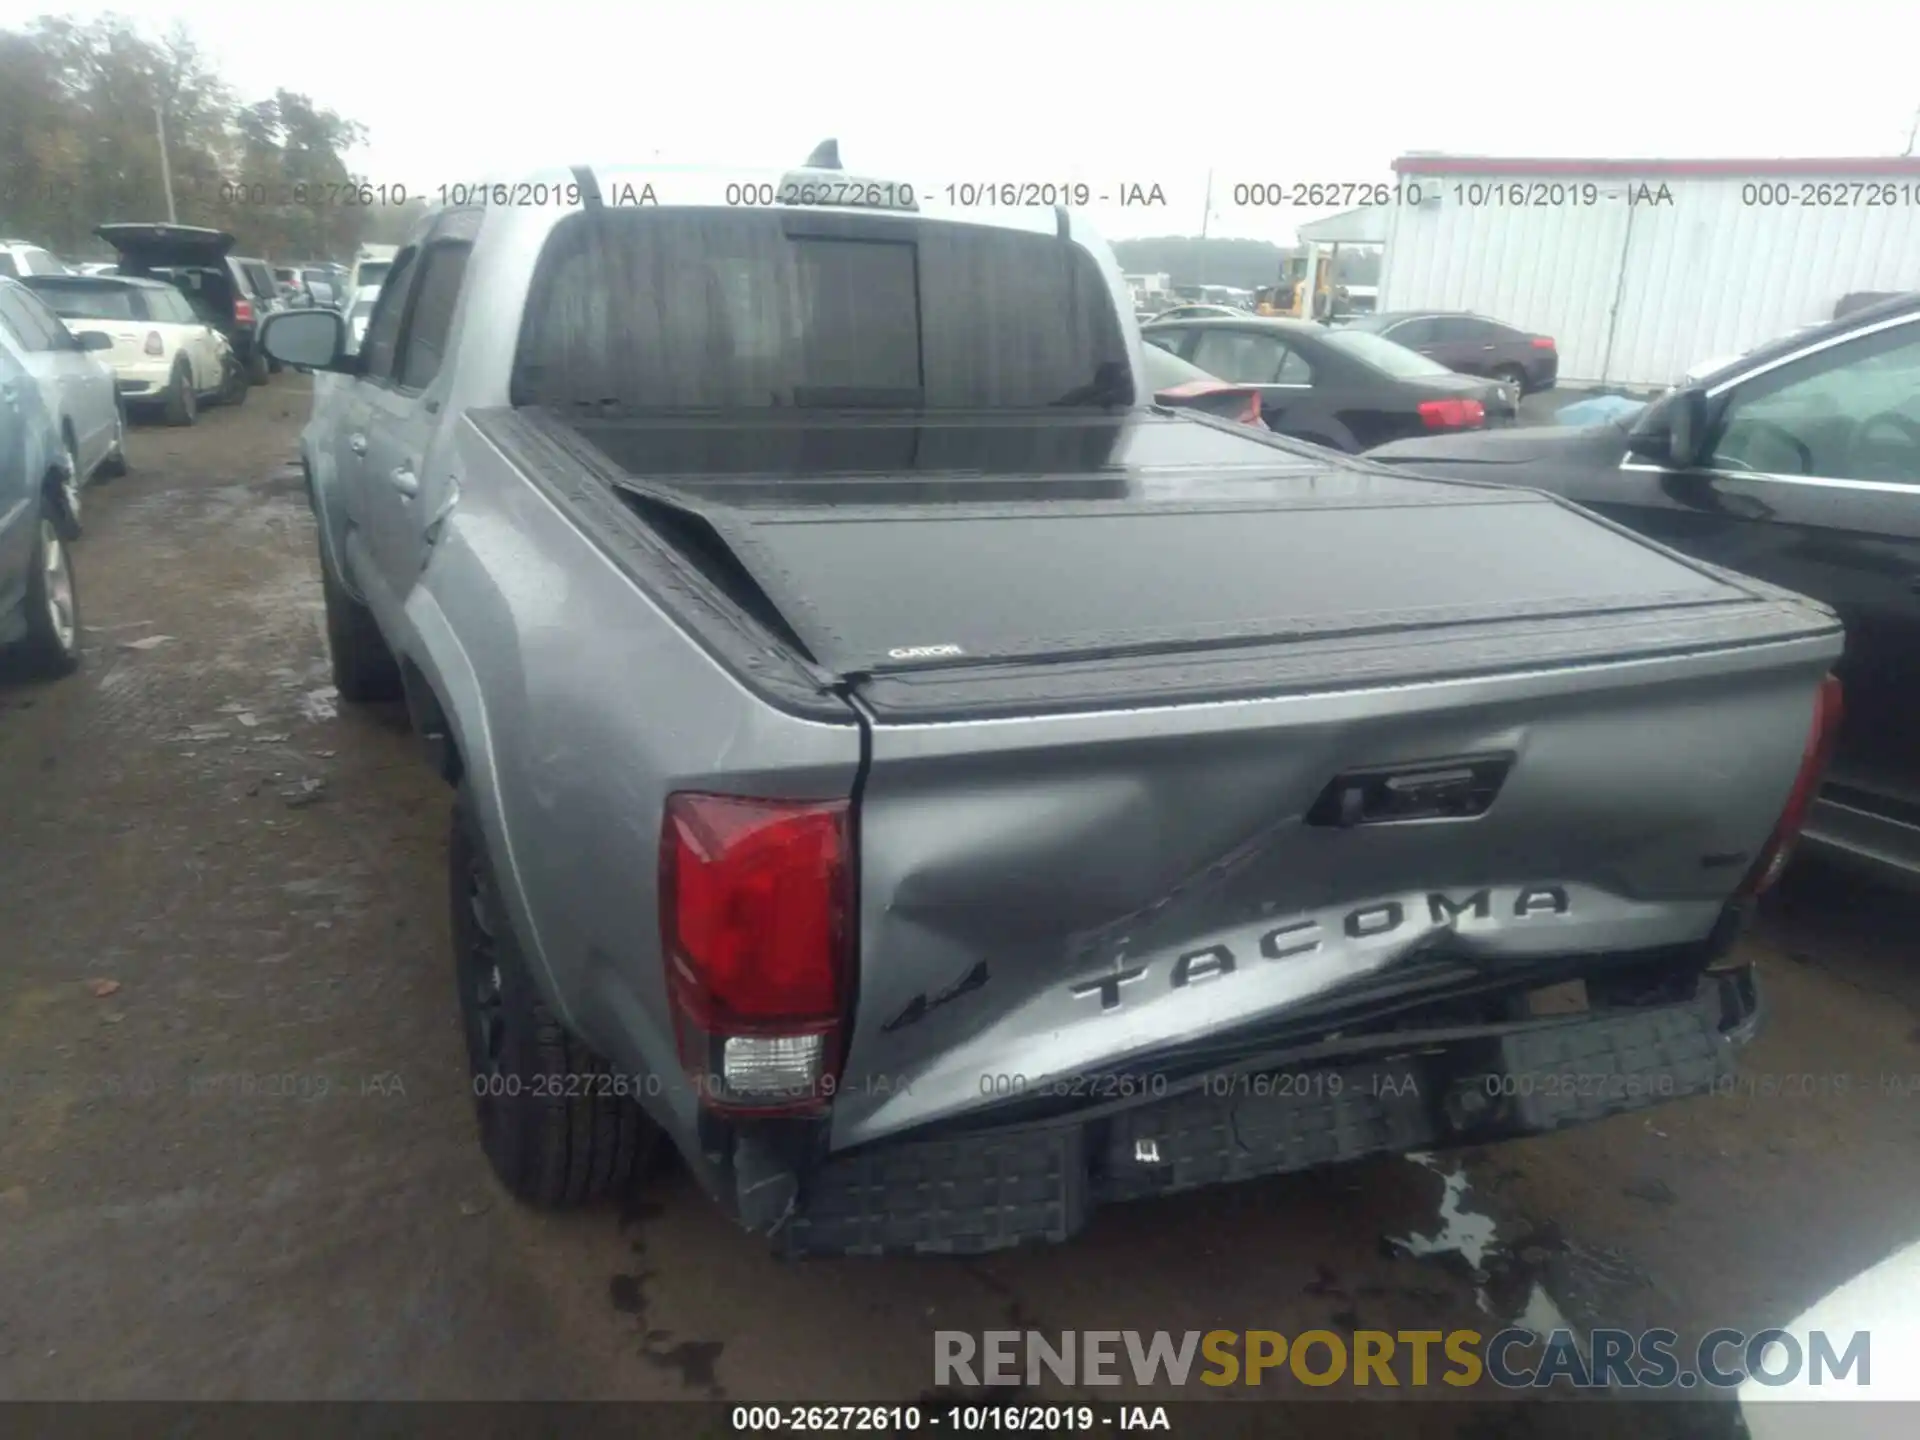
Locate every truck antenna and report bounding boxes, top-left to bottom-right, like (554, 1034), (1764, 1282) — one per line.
(804, 139), (842, 170)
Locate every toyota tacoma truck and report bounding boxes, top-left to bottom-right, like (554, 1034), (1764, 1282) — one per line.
(261, 150), (1845, 1257)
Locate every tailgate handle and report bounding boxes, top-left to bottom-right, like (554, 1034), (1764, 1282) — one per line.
(1307, 754), (1514, 829)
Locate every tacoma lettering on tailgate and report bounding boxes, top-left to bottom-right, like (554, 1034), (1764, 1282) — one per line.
(1066, 885), (1573, 1012)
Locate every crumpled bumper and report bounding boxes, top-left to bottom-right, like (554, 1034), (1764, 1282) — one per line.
(771, 965), (1761, 1258)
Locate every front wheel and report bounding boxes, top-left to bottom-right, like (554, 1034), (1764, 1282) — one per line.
(450, 787), (656, 1207)
(97, 402), (129, 479)
(163, 363), (197, 427)
(1493, 365), (1528, 397)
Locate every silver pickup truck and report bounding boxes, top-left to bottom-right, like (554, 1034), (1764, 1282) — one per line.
(262, 153), (1845, 1258)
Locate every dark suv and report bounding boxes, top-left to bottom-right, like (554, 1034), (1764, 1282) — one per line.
(1343, 311), (1558, 396)
(92, 225), (282, 385)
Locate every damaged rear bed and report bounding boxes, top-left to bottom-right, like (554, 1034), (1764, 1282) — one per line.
(465, 403), (1837, 1255)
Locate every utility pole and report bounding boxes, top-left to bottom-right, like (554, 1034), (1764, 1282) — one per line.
(154, 102), (178, 223)
(1196, 168), (1213, 288)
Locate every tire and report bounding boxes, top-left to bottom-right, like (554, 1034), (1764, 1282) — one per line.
(16, 512), (81, 677)
(1493, 365), (1528, 396)
(246, 343), (270, 386)
(163, 362), (197, 427)
(450, 786), (654, 1207)
(96, 401), (129, 479)
(220, 355), (250, 407)
(318, 543), (403, 702)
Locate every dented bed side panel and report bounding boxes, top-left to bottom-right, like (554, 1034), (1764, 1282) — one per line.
(414, 419), (863, 1153)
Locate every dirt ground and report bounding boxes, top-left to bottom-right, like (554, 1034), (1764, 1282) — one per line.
(2, 378), (1918, 1432)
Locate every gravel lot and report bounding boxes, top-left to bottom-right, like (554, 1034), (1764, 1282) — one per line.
(2, 379), (1916, 1434)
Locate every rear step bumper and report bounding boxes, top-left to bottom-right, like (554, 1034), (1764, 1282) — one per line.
(772, 966), (1760, 1258)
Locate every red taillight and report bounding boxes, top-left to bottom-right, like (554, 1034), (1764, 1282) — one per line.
(1418, 397), (1486, 429)
(1530, 336), (1556, 350)
(659, 793), (851, 1112)
(233, 298), (254, 325)
(143, 331), (163, 356)
(1740, 675), (1844, 897)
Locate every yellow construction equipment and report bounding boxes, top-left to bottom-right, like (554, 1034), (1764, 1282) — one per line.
(1254, 252), (1340, 320)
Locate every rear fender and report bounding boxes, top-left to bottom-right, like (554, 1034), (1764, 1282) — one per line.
(398, 581), (577, 1036)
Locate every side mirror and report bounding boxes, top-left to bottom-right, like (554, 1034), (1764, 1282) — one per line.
(1626, 387), (1708, 468)
(260, 308), (347, 370)
(75, 330), (113, 353)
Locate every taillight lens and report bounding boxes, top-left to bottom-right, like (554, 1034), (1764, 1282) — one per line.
(659, 793), (852, 1113)
(144, 331), (163, 356)
(1740, 675), (1844, 897)
(1531, 336), (1556, 350)
(233, 298), (254, 325)
(1418, 397), (1486, 429)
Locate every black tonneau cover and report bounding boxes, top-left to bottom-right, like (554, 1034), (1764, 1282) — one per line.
(565, 411), (1776, 674)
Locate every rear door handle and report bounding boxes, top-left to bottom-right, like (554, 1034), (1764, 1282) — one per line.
(348, 434), (368, 457)
(389, 463), (418, 498)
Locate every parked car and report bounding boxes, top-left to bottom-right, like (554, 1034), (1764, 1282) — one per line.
(72, 262), (119, 277)
(1341, 311), (1558, 395)
(296, 266), (345, 310)
(92, 224), (280, 386)
(1143, 315), (1518, 450)
(1140, 341), (1262, 427)
(23, 273), (244, 424)
(1367, 292), (1920, 886)
(343, 287), (379, 351)
(346, 245), (396, 299)
(0, 240), (72, 280)
(1740, 1238), (1920, 1435)
(0, 303), (84, 676)
(0, 277), (126, 533)
(262, 157), (1840, 1255)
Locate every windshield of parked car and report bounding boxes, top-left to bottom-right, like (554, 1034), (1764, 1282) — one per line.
(24, 281), (145, 321)
(512, 208), (1130, 411)
(1321, 327), (1453, 379)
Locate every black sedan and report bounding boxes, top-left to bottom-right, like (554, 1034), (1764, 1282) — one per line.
(1367, 292), (1920, 886)
(1341, 311), (1559, 395)
(1140, 316), (1518, 452)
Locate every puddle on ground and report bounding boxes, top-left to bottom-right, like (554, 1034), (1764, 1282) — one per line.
(1386, 1153), (1591, 1355)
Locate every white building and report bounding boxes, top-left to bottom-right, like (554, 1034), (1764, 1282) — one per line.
(1376, 155), (1920, 389)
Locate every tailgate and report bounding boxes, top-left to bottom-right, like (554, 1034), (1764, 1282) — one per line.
(836, 635), (1834, 1147)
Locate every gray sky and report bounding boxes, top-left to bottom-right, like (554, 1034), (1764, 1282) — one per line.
(7, 0), (1918, 243)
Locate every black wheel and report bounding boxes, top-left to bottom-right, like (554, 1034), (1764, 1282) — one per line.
(450, 786), (655, 1207)
(1493, 365), (1528, 396)
(16, 511), (81, 677)
(97, 401), (129, 479)
(220, 354), (250, 407)
(163, 362), (197, 427)
(246, 344), (270, 386)
(318, 543), (402, 702)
